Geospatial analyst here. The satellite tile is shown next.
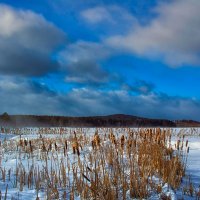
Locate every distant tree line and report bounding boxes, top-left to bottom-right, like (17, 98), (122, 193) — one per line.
(0, 113), (181, 127)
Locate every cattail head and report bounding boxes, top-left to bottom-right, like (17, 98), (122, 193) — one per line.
(186, 140), (188, 147)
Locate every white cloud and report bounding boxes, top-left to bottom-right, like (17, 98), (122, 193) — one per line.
(0, 77), (200, 120)
(59, 41), (110, 64)
(106, 0), (200, 67)
(0, 4), (65, 76)
(81, 5), (136, 27)
(81, 6), (113, 24)
(59, 41), (112, 85)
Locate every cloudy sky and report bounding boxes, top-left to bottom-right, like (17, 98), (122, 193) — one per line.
(0, 0), (200, 120)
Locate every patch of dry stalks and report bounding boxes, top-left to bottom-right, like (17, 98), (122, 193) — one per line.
(0, 128), (196, 199)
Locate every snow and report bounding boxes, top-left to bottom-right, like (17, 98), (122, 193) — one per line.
(0, 128), (199, 199)
(183, 137), (200, 188)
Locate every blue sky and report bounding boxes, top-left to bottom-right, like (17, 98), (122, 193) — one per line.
(0, 0), (200, 120)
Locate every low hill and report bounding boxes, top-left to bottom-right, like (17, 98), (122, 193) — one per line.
(174, 120), (200, 127)
(0, 113), (200, 127)
(0, 113), (177, 127)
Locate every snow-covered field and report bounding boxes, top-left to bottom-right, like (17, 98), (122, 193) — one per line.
(186, 137), (200, 187)
(0, 127), (199, 200)
(171, 129), (200, 199)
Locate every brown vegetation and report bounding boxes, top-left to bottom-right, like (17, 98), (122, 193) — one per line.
(0, 128), (197, 199)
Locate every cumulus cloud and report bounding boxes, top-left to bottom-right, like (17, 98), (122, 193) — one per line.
(60, 41), (110, 63)
(0, 4), (65, 76)
(81, 5), (135, 24)
(106, 0), (200, 66)
(64, 60), (109, 84)
(59, 41), (112, 85)
(81, 6), (113, 24)
(63, 88), (200, 120)
(58, 40), (159, 91)
(1, 1), (200, 121)
(0, 77), (59, 114)
(80, 5), (136, 34)
(1, 77), (200, 120)
(122, 80), (155, 95)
